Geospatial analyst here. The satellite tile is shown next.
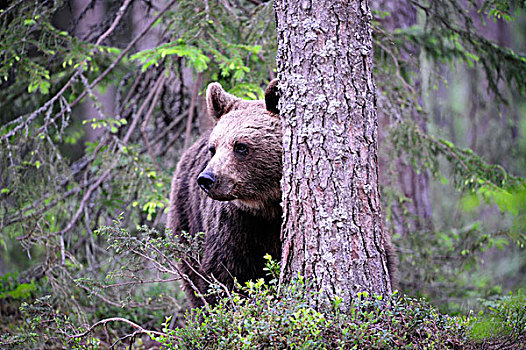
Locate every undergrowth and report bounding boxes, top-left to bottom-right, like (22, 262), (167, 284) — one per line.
(1, 226), (525, 349)
(151, 255), (470, 350)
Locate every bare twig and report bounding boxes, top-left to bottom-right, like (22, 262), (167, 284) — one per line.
(99, 277), (180, 289)
(121, 71), (146, 109)
(57, 162), (116, 236)
(69, 317), (166, 343)
(183, 72), (202, 150)
(141, 72), (167, 171)
(0, 0), (25, 20)
(139, 109), (188, 153)
(95, 0), (133, 46)
(159, 126), (186, 156)
(124, 70), (164, 143)
(131, 244), (211, 310)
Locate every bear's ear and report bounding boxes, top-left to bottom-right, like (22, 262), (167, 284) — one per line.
(264, 79), (280, 115)
(206, 82), (239, 120)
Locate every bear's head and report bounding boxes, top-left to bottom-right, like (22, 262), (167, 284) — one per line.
(197, 80), (282, 218)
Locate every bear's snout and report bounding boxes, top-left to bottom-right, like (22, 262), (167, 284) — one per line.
(197, 171), (217, 193)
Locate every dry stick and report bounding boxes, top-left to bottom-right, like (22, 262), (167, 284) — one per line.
(141, 109), (188, 153)
(121, 70), (145, 108)
(123, 72), (165, 143)
(376, 40), (417, 97)
(95, 0), (133, 46)
(57, 164), (115, 240)
(69, 317), (166, 343)
(0, 0), (24, 19)
(114, 331), (138, 350)
(75, 282), (148, 308)
(141, 72), (167, 171)
(98, 277), (180, 289)
(78, 72), (107, 118)
(104, 324), (111, 349)
(159, 124), (186, 155)
(183, 72), (203, 150)
(132, 246), (211, 310)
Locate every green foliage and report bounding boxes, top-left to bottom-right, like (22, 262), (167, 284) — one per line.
(470, 292), (526, 339)
(1, 0), (526, 348)
(160, 0), (276, 93)
(150, 258), (468, 350)
(473, 185), (526, 237)
(82, 117), (127, 133)
(0, 273), (36, 300)
(0, 3), (61, 96)
(0, 220), (187, 349)
(131, 41), (211, 73)
(0, 295), (77, 349)
(1, 220), (522, 349)
(391, 121), (522, 194)
(480, 0), (526, 21)
(385, 1), (526, 99)
(374, 2), (526, 316)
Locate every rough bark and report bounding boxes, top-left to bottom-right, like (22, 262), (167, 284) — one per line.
(275, 0), (392, 308)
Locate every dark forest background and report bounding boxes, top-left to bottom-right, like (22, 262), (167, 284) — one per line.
(1, 0), (525, 348)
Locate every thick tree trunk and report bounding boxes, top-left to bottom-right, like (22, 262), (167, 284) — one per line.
(275, 0), (392, 308)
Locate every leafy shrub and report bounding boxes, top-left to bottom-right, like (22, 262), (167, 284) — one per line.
(3, 222), (525, 349)
(470, 291), (526, 340)
(0, 272), (36, 300)
(152, 256), (469, 350)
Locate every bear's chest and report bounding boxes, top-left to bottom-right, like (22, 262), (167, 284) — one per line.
(201, 207), (282, 284)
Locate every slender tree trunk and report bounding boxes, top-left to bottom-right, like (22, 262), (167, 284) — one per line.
(372, 0), (434, 238)
(73, 0), (116, 146)
(275, 0), (392, 309)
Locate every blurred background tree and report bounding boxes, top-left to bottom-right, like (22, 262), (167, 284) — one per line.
(0, 0), (525, 348)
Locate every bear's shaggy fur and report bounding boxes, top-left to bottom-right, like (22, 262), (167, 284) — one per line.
(167, 80), (283, 307)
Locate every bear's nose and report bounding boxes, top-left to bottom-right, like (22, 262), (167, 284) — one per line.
(197, 171), (217, 193)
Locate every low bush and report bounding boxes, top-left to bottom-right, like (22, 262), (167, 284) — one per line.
(153, 256), (469, 350)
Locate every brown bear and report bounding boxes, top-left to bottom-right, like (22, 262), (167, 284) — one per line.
(167, 79), (282, 308)
(168, 79), (397, 308)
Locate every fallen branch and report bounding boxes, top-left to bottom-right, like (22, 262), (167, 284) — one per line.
(69, 317), (166, 344)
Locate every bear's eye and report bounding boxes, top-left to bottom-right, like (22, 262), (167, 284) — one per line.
(233, 142), (249, 157)
(208, 145), (216, 156)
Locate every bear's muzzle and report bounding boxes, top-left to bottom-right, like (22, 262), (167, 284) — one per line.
(197, 170), (237, 201)
(197, 170), (216, 193)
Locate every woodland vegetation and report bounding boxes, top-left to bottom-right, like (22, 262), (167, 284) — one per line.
(1, 0), (526, 349)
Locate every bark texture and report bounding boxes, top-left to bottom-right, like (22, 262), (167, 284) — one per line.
(275, 0), (392, 307)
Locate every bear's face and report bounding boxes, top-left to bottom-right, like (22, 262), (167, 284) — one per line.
(197, 81), (282, 215)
